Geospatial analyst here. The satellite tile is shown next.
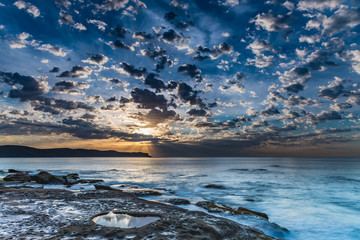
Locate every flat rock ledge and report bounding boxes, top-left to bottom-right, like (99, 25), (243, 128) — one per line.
(0, 187), (275, 240)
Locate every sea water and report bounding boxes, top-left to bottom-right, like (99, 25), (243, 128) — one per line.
(1, 157), (360, 240)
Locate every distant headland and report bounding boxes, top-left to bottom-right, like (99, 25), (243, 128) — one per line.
(0, 145), (151, 158)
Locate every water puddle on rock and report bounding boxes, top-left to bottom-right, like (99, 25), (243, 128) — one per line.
(93, 211), (160, 228)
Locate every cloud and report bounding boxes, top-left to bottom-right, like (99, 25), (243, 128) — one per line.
(82, 54), (109, 66)
(178, 64), (202, 83)
(284, 83), (305, 93)
(140, 47), (172, 71)
(330, 102), (352, 111)
(119, 62), (147, 78)
(144, 73), (167, 91)
(161, 29), (184, 43)
(58, 12), (74, 25)
(36, 44), (68, 57)
(111, 26), (128, 38)
(322, 7), (360, 36)
(194, 43), (233, 60)
(338, 50), (360, 74)
(261, 105), (280, 116)
(133, 32), (153, 40)
(220, 0), (239, 7)
(55, 0), (71, 8)
(87, 19), (107, 31)
(94, 0), (130, 13)
(58, 66), (93, 78)
(13, 1), (40, 18)
(310, 110), (343, 123)
(247, 39), (273, 55)
(50, 67), (60, 73)
(0, 71), (48, 101)
(109, 40), (134, 51)
(318, 77), (348, 100)
(52, 80), (89, 95)
(134, 108), (179, 127)
(187, 108), (207, 116)
(176, 82), (205, 107)
(131, 88), (168, 110)
(251, 10), (292, 33)
(297, 0), (344, 11)
(73, 23), (87, 31)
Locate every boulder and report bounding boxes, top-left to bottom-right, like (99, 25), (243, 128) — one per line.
(235, 207), (269, 220)
(94, 184), (115, 190)
(75, 179), (104, 184)
(3, 172), (32, 182)
(31, 171), (64, 184)
(203, 184), (226, 189)
(158, 198), (191, 205)
(125, 189), (162, 196)
(195, 201), (269, 220)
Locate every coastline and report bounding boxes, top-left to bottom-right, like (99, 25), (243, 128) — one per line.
(0, 169), (276, 240)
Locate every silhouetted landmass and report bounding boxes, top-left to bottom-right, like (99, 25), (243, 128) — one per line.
(0, 145), (151, 157)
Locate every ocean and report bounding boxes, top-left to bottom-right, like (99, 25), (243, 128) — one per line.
(1, 157), (360, 240)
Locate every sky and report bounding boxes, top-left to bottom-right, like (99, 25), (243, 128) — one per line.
(0, 0), (360, 157)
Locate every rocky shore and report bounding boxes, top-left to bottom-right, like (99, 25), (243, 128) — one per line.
(0, 170), (277, 240)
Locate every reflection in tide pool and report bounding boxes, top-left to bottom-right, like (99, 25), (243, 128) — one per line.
(92, 211), (160, 228)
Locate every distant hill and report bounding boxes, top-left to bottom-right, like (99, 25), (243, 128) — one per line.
(0, 145), (151, 158)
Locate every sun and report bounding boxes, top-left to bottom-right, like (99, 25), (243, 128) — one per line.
(136, 128), (156, 135)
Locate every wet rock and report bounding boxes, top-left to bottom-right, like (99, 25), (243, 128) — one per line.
(94, 184), (115, 190)
(204, 184), (226, 189)
(157, 198), (191, 205)
(75, 179), (104, 184)
(125, 189), (162, 196)
(196, 201), (269, 220)
(0, 187), (276, 240)
(3, 172), (32, 182)
(236, 207), (269, 220)
(245, 198), (255, 202)
(31, 171), (64, 184)
(8, 169), (28, 173)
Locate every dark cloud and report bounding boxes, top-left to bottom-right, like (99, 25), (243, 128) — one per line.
(131, 88), (168, 110)
(133, 32), (153, 40)
(261, 105), (280, 116)
(144, 73), (167, 91)
(284, 83), (305, 93)
(80, 113), (97, 120)
(194, 43), (233, 60)
(120, 62), (147, 78)
(50, 67), (60, 73)
(106, 96), (117, 102)
(134, 108), (179, 127)
(101, 104), (119, 110)
(322, 7), (360, 36)
(161, 29), (183, 43)
(119, 96), (130, 107)
(83, 54), (108, 65)
(178, 64), (202, 83)
(177, 82), (205, 108)
(57, 65), (92, 78)
(187, 108), (207, 116)
(310, 111), (343, 123)
(141, 47), (172, 72)
(111, 40), (132, 50)
(164, 12), (177, 21)
(318, 78), (348, 100)
(52, 80), (75, 92)
(111, 26), (128, 38)
(0, 71), (47, 101)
